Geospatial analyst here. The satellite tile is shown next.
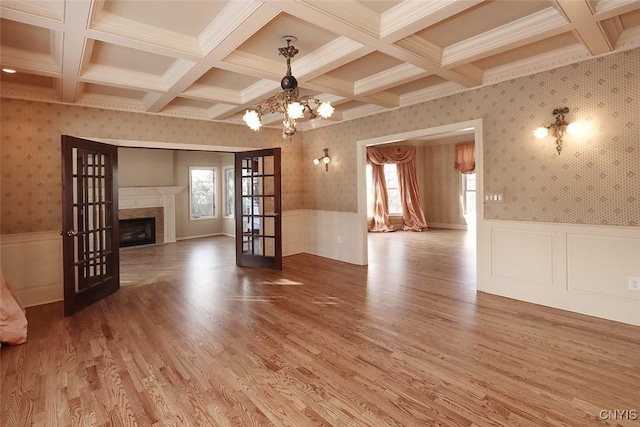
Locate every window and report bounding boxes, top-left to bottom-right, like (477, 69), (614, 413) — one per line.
(366, 163), (402, 216)
(462, 172), (476, 215)
(384, 163), (402, 215)
(223, 165), (234, 218)
(189, 166), (217, 220)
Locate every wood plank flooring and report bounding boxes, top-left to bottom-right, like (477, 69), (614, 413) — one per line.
(2, 229), (639, 426)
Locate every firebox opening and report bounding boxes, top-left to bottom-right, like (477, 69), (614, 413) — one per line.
(119, 217), (156, 248)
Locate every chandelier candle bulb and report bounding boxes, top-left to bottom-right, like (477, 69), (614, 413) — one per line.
(242, 36), (334, 139)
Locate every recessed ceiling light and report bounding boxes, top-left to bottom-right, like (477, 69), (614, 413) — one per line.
(2, 68), (17, 74)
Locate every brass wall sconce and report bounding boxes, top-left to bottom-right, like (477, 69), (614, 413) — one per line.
(533, 107), (582, 155)
(313, 148), (331, 172)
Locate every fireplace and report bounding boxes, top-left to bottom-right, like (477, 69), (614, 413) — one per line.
(119, 217), (156, 248)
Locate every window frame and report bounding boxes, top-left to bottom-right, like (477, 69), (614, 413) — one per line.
(222, 164), (234, 219)
(461, 171), (477, 215)
(189, 166), (218, 221)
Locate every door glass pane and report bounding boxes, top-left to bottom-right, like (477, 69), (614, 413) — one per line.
(252, 177), (262, 195)
(263, 176), (274, 196)
(264, 237), (275, 256)
(263, 196), (275, 216)
(263, 156), (274, 175)
(264, 217), (274, 236)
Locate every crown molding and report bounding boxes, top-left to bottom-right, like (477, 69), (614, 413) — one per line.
(76, 93), (147, 112)
(1, 83), (60, 103)
(198, 0), (264, 55)
(380, 0), (481, 40)
(181, 85), (244, 105)
(355, 63), (426, 95)
(240, 80), (281, 103)
(0, 47), (61, 76)
(0, 0), (64, 23)
(90, 11), (202, 57)
(294, 37), (367, 78)
(162, 59), (198, 88)
(482, 44), (592, 85)
(442, 7), (569, 67)
(80, 65), (170, 92)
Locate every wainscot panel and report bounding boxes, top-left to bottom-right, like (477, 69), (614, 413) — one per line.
(479, 220), (640, 326)
(1, 232), (63, 307)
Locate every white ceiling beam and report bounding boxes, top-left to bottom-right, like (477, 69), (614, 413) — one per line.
(145, 1), (281, 113)
(60, 0), (92, 103)
(554, 0), (615, 55)
(270, 0), (482, 88)
(380, 0), (483, 42)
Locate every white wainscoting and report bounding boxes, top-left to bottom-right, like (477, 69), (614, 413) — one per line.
(478, 220), (640, 326)
(1, 231), (63, 307)
(5, 215), (639, 327)
(302, 210), (364, 265)
(282, 210), (305, 256)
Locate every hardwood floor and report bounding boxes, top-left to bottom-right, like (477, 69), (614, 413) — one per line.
(2, 230), (639, 426)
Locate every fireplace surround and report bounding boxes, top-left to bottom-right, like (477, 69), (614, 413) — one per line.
(118, 186), (184, 245)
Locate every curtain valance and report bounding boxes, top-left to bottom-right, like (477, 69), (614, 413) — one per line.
(454, 142), (475, 174)
(367, 146), (416, 165)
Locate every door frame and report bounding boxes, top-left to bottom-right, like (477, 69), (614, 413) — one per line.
(355, 119), (484, 275)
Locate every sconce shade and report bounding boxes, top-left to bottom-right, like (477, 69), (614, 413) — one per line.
(314, 148), (331, 171)
(533, 127), (549, 139)
(534, 107), (577, 154)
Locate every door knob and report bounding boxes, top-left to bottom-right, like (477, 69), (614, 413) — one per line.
(66, 230), (78, 237)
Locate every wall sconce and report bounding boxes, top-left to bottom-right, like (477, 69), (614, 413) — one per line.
(534, 107), (582, 155)
(313, 148), (331, 172)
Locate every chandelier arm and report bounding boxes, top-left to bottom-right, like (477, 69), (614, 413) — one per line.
(243, 37), (334, 139)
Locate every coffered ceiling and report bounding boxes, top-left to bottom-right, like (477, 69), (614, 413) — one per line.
(1, 0), (639, 132)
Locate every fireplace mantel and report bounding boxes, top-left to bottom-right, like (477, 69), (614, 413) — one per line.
(119, 186), (185, 244)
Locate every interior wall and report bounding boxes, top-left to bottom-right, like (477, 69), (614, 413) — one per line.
(421, 143), (467, 228)
(220, 152), (235, 237)
(301, 49), (639, 228)
(0, 102), (291, 235)
(118, 147), (174, 187)
(173, 150), (223, 240)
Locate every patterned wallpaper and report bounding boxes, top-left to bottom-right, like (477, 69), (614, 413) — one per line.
(1, 49), (639, 234)
(0, 102), (302, 234)
(302, 49), (639, 227)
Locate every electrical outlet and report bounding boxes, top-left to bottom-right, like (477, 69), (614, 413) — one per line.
(336, 236), (342, 245)
(629, 277), (640, 291)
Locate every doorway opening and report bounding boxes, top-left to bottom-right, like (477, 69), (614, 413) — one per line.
(356, 119), (483, 289)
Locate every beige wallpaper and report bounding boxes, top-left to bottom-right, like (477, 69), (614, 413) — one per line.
(302, 49), (639, 227)
(0, 102), (304, 234)
(421, 144), (468, 226)
(2, 49), (639, 234)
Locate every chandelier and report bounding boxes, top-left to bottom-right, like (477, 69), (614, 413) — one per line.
(243, 36), (335, 139)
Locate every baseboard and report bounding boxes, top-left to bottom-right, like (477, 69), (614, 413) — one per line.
(176, 233), (223, 241)
(427, 222), (468, 230)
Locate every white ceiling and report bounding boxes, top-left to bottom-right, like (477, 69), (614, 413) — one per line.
(2, 0), (639, 132)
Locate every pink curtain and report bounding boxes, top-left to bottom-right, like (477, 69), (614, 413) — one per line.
(367, 146), (428, 232)
(455, 142), (475, 174)
(368, 163), (396, 232)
